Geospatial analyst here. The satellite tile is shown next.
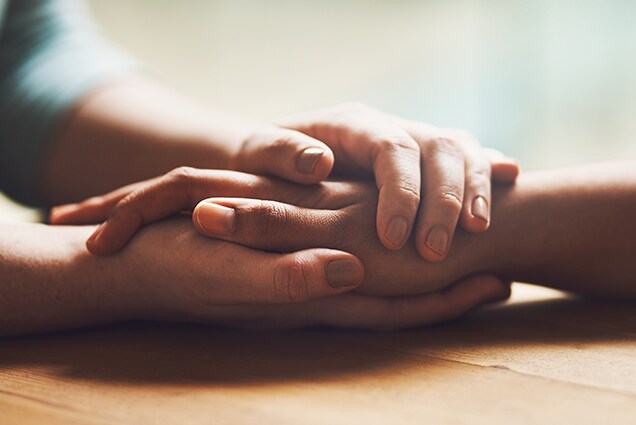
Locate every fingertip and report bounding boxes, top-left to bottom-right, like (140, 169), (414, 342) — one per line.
(325, 254), (364, 290)
(192, 200), (236, 237)
(376, 187), (420, 251)
(85, 222), (109, 255)
(416, 245), (447, 262)
(279, 249), (363, 304)
(294, 145), (334, 183)
(313, 145), (335, 180)
(492, 161), (520, 183)
(462, 216), (490, 233)
(49, 204), (80, 224)
(191, 201), (208, 234)
(84, 220), (129, 256)
(416, 225), (451, 262)
(378, 213), (412, 251)
(465, 275), (511, 303)
(461, 196), (490, 233)
(295, 147), (323, 175)
(488, 283), (512, 303)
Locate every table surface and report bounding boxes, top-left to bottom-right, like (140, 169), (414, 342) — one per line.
(1, 283), (636, 425)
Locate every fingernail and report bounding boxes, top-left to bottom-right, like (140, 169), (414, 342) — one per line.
(425, 225), (449, 256)
(86, 222), (106, 248)
(195, 202), (235, 235)
(471, 196), (489, 223)
(326, 259), (361, 288)
(296, 147), (324, 174)
(385, 215), (409, 246)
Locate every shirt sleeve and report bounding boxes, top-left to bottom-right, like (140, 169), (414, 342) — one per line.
(0, 0), (140, 206)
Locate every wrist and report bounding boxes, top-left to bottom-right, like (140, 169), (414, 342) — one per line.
(0, 224), (144, 335)
(61, 226), (145, 322)
(450, 180), (535, 280)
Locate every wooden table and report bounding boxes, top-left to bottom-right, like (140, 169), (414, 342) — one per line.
(2, 284), (636, 424)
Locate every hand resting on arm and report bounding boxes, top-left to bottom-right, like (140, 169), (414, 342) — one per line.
(57, 161), (636, 298)
(191, 162), (636, 298)
(44, 82), (517, 261)
(1, 170), (509, 336)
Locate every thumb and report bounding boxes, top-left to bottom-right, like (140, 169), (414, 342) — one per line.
(234, 127), (335, 184)
(213, 244), (365, 304)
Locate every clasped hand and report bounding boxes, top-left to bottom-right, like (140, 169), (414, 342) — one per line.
(51, 104), (517, 330)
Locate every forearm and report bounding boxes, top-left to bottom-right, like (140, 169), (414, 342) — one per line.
(0, 224), (138, 336)
(466, 161), (636, 297)
(40, 78), (258, 205)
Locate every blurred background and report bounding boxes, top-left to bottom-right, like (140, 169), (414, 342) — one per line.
(3, 0), (636, 220)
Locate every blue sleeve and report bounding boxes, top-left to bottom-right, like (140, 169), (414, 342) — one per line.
(0, 0), (140, 206)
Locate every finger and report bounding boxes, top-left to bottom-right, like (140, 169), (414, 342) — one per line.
(235, 127), (334, 184)
(85, 168), (317, 255)
(206, 243), (364, 305)
(49, 180), (147, 225)
(485, 148), (520, 183)
(232, 274), (510, 330)
(317, 274), (510, 330)
(372, 134), (422, 251)
(281, 104), (422, 250)
(460, 147), (492, 233)
(415, 137), (466, 261)
(192, 197), (334, 252)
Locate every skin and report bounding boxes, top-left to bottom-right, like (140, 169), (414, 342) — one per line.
(43, 79), (518, 261)
(0, 222), (508, 336)
(7, 160), (634, 336)
(2, 78), (519, 336)
(188, 162), (636, 298)
(57, 162), (636, 299)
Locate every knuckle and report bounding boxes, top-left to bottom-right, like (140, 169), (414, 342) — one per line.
(376, 135), (420, 156)
(466, 167), (491, 188)
(469, 166), (490, 178)
(112, 195), (143, 223)
(262, 131), (296, 156)
(428, 137), (463, 158)
(438, 190), (464, 213)
(250, 201), (288, 237)
(394, 179), (421, 206)
(274, 256), (310, 303)
(82, 195), (107, 208)
(167, 166), (197, 186)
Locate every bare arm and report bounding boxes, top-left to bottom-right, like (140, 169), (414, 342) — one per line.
(0, 224), (134, 335)
(474, 161), (636, 297)
(159, 161), (636, 298)
(0, 219), (509, 336)
(40, 84), (519, 260)
(40, 79), (258, 205)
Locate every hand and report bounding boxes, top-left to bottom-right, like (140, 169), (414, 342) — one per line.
(234, 103), (519, 260)
(53, 169), (503, 296)
(114, 216), (364, 307)
(121, 218), (509, 330)
(51, 168), (313, 254)
(187, 179), (496, 296)
(52, 103), (519, 260)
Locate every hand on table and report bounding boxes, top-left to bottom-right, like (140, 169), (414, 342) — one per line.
(52, 170), (511, 329)
(53, 169), (507, 297)
(114, 218), (510, 330)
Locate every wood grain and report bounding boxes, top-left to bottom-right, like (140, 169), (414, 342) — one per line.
(1, 284), (635, 424)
